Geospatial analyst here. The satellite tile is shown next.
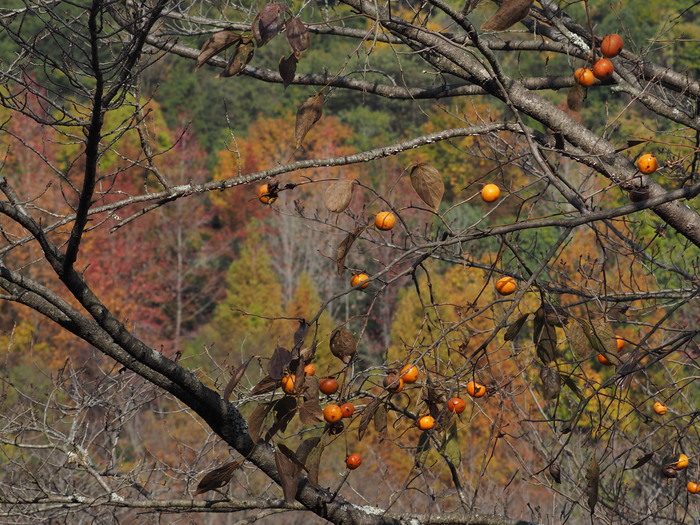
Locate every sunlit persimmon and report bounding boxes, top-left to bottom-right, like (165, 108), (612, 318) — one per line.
(383, 374), (404, 393)
(350, 273), (370, 289)
(417, 415), (435, 430)
(466, 380), (486, 398)
(574, 68), (595, 87)
(592, 58), (614, 80)
(688, 482), (700, 494)
(400, 364), (419, 384)
(447, 397), (466, 414)
(616, 337), (625, 352)
(375, 211), (396, 231)
(481, 183), (501, 202)
(340, 402), (355, 418)
(281, 374), (295, 395)
(676, 453), (689, 470)
(323, 404), (343, 423)
(304, 363), (316, 376)
(600, 34), (623, 58)
(636, 153), (658, 174)
(319, 377), (339, 395)
(495, 276), (516, 296)
(257, 183), (277, 204)
(346, 453), (362, 469)
(653, 402), (667, 415)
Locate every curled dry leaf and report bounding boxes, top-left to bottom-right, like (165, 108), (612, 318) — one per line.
(540, 365), (561, 399)
(274, 448), (299, 503)
(549, 462), (561, 483)
(294, 93), (324, 148)
(224, 357), (253, 402)
(628, 452), (653, 470)
(441, 421), (461, 466)
(264, 396), (297, 442)
(358, 398), (382, 441)
(481, 0), (534, 31)
(248, 403), (274, 443)
(251, 374), (279, 396)
(586, 456), (599, 514)
(269, 346), (293, 380)
(285, 17), (310, 55)
(279, 53), (298, 89)
(195, 30), (241, 71)
(217, 38), (254, 78)
(373, 403), (388, 438)
(324, 179), (355, 213)
(409, 162), (444, 210)
(252, 2), (288, 47)
(335, 224), (370, 276)
(566, 84), (586, 112)
(330, 327), (356, 363)
(504, 313), (529, 341)
(195, 459), (244, 495)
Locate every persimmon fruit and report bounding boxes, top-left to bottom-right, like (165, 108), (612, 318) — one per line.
(676, 453), (689, 470)
(616, 337), (625, 352)
(592, 58), (614, 80)
(481, 184), (501, 202)
(637, 153), (658, 174)
(417, 415), (435, 430)
(383, 374), (404, 393)
(303, 363), (316, 376)
(597, 354), (614, 366)
(319, 377), (339, 395)
(258, 183), (277, 204)
(375, 211), (396, 231)
(400, 364), (419, 384)
(574, 68), (595, 87)
(323, 404), (343, 423)
(350, 273), (370, 289)
(447, 397), (466, 414)
(340, 402), (355, 418)
(653, 401), (668, 415)
(495, 276), (516, 296)
(281, 375), (295, 395)
(346, 453), (362, 470)
(688, 482), (700, 494)
(466, 380), (486, 398)
(600, 34), (623, 58)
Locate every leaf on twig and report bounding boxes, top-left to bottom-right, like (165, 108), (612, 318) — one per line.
(373, 403), (388, 438)
(440, 421), (461, 466)
(224, 357), (253, 402)
(504, 313), (529, 341)
(324, 180), (355, 213)
(195, 459), (244, 495)
(628, 452), (653, 470)
(274, 447), (299, 503)
(534, 307), (558, 365)
(264, 396), (297, 441)
(409, 163), (444, 210)
(335, 224), (370, 276)
(279, 53), (298, 89)
(481, 0), (534, 31)
(358, 398), (382, 441)
(299, 396), (324, 425)
(539, 365), (561, 399)
(248, 403), (274, 443)
(293, 321), (308, 350)
(217, 38), (254, 78)
(330, 327), (356, 363)
(285, 17), (310, 55)
(549, 462), (561, 483)
(269, 346), (293, 380)
(566, 84), (586, 112)
(195, 30), (242, 71)
(586, 456), (599, 514)
(251, 375), (278, 396)
(252, 2), (288, 47)
(294, 93), (324, 148)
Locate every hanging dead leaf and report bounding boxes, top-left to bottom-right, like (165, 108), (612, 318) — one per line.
(582, 319), (619, 364)
(268, 346), (293, 380)
(279, 53), (298, 89)
(251, 375), (278, 396)
(586, 456), (599, 514)
(217, 38), (254, 78)
(539, 365), (561, 399)
(274, 448), (299, 503)
(330, 327), (356, 363)
(265, 396), (297, 442)
(195, 30), (241, 71)
(324, 180), (355, 213)
(628, 452), (653, 470)
(566, 320), (589, 359)
(305, 436), (326, 486)
(299, 397), (324, 425)
(440, 421), (461, 466)
(248, 403), (274, 443)
(301, 374), (320, 400)
(224, 357), (253, 402)
(481, 0), (534, 31)
(335, 224), (369, 275)
(195, 459), (244, 495)
(566, 84), (586, 112)
(504, 313), (529, 341)
(294, 93), (324, 148)
(252, 2), (288, 47)
(278, 443), (308, 474)
(285, 17), (310, 55)
(409, 163), (444, 210)
(533, 309), (557, 365)
(374, 403), (388, 438)
(293, 321), (308, 350)
(549, 462), (561, 483)
(358, 398), (382, 441)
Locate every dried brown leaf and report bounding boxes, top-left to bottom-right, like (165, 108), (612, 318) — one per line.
(299, 397), (324, 425)
(195, 459), (244, 495)
(252, 2), (288, 47)
(335, 225), (369, 276)
(224, 357), (253, 402)
(248, 403), (273, 443)
(324, 180), (355, 213)
(296, 437), (321, 466)
(481, 0), (534, 31)
(269, 346), (293, 380)
(330, 327), (356, 363)
(217, 39), (254, 78)
(549, 462), (561, 483)
(504, 313), (529, 341)
(285, 17), (310, 55)
(539, 365), (561, 399)
(274, 448), (299, 503)
(628, 452), (653, 470)
(196, 30), (241, 71)
(586, 456), (599, 513)
(265, 396), (297, 441)
(358, 398), (382, 441)
(409, 163), (444, 210)
(293, 321), (308, 350)
(251, 375), (278, 396)
(566, 84), (586, 112)
(373, 403), (388, 438)
(279, 53), (298, 89)
(533, 309), (557, 365)
(294, 93), (324, 148)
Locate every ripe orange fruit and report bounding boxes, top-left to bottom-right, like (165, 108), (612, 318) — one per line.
(592, 58), (614, 80)
(616, 337), (625, 352)
(600, 34), (623, 58)
(346, 453), (362, 470)
(281, 375), (295, 394)
(466, 380), (486, 398)
(637, 153), (658, 174)
(323, 404), (343, 423)
(303, 363), (316, 376)
(383, 374), (404, 393)
(688, 482), (700, 494)
(417, 415), (435, 430)
(574, 68), (595, 87)
(495, 276), (516, 296)
(597, 354), (614, 366)
(447, 397), (466, 414)
(375, 211), (396, 231)
(319, 377), (339, 395)
(350, 273), (370, 289)
(676, 453), (689, 470)
(653, 401), (668, 415)
(340, 402), (355, 418)
(400, 364), (419, 384)
(257, 183), (277, 204)
(481, 184), (501, 202)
